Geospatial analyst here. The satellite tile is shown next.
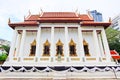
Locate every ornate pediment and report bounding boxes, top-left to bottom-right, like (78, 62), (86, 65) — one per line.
(69, 39), (76, 46)
(56, 39), (63, 46)
(31, 39), (36, 46)
(44, 39), (50, 46)
(83, 39), (88, 46)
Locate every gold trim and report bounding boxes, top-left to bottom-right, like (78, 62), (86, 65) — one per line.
(102, 58), (106, 60)
(24, 58), (34, 60)
(86, 58), (96, 60)
(69, 39), (76, 46)
(31, 39), (36, 46)
(43, 39), (50, 56)
(40, 58), (49, 61)
(71, 58), (80, 61)
(83, 39), (88, 45)
(29, 39), (36, 56)
(56, 39), (63, 46)
(56, 39), (64, 56)
(56, 58), (64, 61)
(69, 39), (77, 56)
(83, 39), (90, 56)
(44, 39), (50, 46)
(13, 58), (17, 60)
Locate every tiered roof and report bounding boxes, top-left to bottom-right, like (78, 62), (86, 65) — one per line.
(8, 12), (111, 29)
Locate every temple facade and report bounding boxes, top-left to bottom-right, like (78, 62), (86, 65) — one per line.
(5, 12), (113, 66)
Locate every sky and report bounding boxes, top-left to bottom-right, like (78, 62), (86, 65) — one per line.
(0, 0), (120, 41)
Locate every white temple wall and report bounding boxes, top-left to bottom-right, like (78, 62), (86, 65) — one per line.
(23, 32), (37, 57)
(40, 28), (51, 56)
(68, 28), (79, 56)
(15, 26), (38, 30)
(54, 28), (65, 56)
(82, 32), (95, 57)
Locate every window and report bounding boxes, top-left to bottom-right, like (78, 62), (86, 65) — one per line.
(69, 39), (77, 56)
(56, 39), (64, 56)
(83, 39), (90, 56)
(43, 40), (50, 56)
(30, 39), (36, 56)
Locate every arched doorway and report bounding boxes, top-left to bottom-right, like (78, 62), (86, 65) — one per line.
(56, 39), (64, 56)
(83, 39), (90, 56)
(69, 39), (77, 56)
(43, 39), (50, 56)
(30, 39), (36, 56)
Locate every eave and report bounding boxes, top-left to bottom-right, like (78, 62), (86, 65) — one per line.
(80, 22), (111, 28)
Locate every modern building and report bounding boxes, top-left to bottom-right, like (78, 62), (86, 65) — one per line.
(1, 11), (120, 78)
(111, 13), (120, 30)
(89, 10), (103, 22)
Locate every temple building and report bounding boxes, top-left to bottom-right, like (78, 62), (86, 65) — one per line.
(5, 11), (114, 66)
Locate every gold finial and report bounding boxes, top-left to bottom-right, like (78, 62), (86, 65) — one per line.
(56, 39), (63, 46)
(83, 39), (88, 45)
(31, 39), (36, 46)
(69, 39), (76, 46)
(8, 18), (11, 24)
(44, 39), (50, 46)
(109, 17), (111, 22)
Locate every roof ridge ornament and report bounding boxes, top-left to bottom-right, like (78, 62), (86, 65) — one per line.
(8, 18), (11, 24)
(24, 16), (26, 21)
(29, 10), (31, 15)
(109, 17), (111, 22)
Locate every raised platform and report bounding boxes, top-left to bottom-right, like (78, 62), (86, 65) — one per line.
(3, 61), (117, 66)
(0, 65), (120, 79)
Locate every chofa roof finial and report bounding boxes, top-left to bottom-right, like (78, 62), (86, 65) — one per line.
(8, 18), (11, 24)
(29, 10), (31, 15)
(109, 17), (112, 22)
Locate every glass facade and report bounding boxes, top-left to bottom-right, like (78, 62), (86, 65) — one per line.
(90, 10), (103, 22)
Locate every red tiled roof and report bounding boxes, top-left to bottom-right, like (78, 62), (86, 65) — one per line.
(110, 50), (118, 55)
(79, 14), (93, 21)
(81, 21), (111, 28)
(112, 56), (120, 60)
(9, 21), (39, 29)
(8, 12), (111, 29)
(41, 12), (79, 18)
(26, 15), (39, 21)
(110, 50), (120, 60)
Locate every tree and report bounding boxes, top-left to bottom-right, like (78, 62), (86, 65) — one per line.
(106, 27), (120, 54)
(1, 45), (10, 54)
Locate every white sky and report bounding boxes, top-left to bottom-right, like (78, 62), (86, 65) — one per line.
(0, 0), (120, 41)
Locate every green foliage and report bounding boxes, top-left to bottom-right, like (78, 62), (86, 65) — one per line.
(1, 45), (10, 54)
(106, 27), (120, 54)
(0, 53), (8, 61)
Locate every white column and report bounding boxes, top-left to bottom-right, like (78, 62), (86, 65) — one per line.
(15, 34), (21, 57)
(101, 29), (111, 62)
(93, 30), (101, 62)
(65, 26), (69, 62)
(19, 30), (26, 62)
(35, 27), (41, 62)
(98, 34), (104, 57)
(9, 30), (18, 61)
(50, 26), (54, 62)
(78, 26), (85, 62)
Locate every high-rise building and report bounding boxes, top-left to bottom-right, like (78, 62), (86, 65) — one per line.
(89, 10), (103, 22)
(111, 14), (120, 30)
